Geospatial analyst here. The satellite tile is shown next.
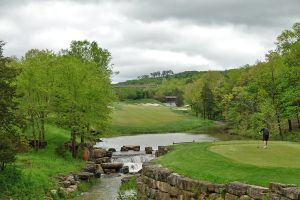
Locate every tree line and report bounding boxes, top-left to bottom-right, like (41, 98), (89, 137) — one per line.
(137, 70), (174, 79)
(185, 23), (300, 138)
(116, 23), (300, 139)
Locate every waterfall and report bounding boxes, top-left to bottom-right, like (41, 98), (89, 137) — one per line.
(112, 152), (155, 173)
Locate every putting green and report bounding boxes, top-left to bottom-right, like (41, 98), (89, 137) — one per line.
(210, 141), (300, 168)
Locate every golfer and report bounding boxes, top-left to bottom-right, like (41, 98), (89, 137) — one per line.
(259, 127), (269, 148)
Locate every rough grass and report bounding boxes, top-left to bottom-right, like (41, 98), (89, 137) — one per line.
(156, 141), (300, 187)
(1, 125), (85, 200)
(107, 102), (212, 137)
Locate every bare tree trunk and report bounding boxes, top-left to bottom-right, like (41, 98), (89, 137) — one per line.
(288, 119), (292, 132)
(31, 114), (37, 151)
(297, 114), (300, 129)
(41, 111), (45, 141)
(36, 119), (41, 150)
(80, 131), (84, 144)
(71, 129), (76, 158)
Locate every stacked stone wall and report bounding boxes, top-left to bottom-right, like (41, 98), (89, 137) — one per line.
(137, 162), (300, 200)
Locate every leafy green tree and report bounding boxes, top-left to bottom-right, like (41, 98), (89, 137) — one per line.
(0, 41), (19, 135)
(0, 41), (18, 169)
(201, 82), (215, 119)
(53, 54), (113, 157)
(276, 22), (300, 130)
(14, 50), (56, 149)
(63, 40), (112, 74)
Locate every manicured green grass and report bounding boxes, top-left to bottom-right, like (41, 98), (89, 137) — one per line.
(1, 125), (85, 200)
(106, 102), (212, 137)
(156, 141), (300, 187)
(210, 141), (300, 168)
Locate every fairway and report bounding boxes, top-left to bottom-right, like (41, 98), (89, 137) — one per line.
(108, 102), (211, 136)
(156, 141), (300, 186)
(112, 103), (187, 126)
(210, 141), (300, 168)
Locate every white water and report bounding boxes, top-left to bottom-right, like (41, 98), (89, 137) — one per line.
(112, 151), (155, 173)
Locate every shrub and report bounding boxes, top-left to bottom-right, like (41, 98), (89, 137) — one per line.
(0, 133), (16, 170)
(55, 144), (69, 159)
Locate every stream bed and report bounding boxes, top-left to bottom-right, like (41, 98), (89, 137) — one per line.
(74, 133), (217, 200)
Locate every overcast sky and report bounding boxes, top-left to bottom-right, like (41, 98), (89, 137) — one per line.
(0, 0), (299, 82)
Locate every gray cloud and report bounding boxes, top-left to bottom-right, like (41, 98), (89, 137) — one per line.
(125, 0), (299, 27)
(0, 0), (299, 82)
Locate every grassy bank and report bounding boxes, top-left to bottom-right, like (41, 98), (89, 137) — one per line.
(156, 141), (300, 187)
(0, 125), (85, 200)
(106, 102), (212, 137)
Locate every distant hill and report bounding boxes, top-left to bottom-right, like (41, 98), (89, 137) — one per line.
(114, 71), (207, 87)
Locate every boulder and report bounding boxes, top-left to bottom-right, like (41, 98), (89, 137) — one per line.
(225, 193), (239, 200)
(269, 182), (296, 195)
(208, 183), (225, 193)
(62, 180), (71, 188)
(240, 195), (252, 200)
(105, 151), (113, 158)
(101, 162), (123, 170)
(77, 172), (94, 180)
(227, 182), (249, 196)
(166, 173), (181, 186)
(157, 191), (170, 200)
(65, 175), (76, 185)
(94, 170), (101, 178)
(247, 185), (268, 199)
(84, 161), (96, 173)
(121, 166), (129, 174)
(108, 148), (116, 152)
(176, 176), (200, 192)
(121, 176), (132, 184)
(104, 169), (116, 173)
(121, 145), (140, 151)
(156, 181), (171, 193)
(282, 187), (300, 200)
(145, 147), (153, 154)
(93, 148), (107, 158)
(95, 157), (111, 164)
(65, 185), (77, 193)
(96, 164), (104, 174)
(120, 146), (128, 151)
(269, 193), (282, 200)
(155, 146), (172, 157)
(208, 193), (222, 200)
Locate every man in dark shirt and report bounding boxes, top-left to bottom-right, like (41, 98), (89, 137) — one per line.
(260, 128), (269, 148)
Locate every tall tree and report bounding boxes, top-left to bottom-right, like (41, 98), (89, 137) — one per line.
(0, 41), (19, 134)
(0, 41), (17, 169)
(15, 50), (56, 149)
(63, 40), (112, 75)
(53, 53), (114, 157)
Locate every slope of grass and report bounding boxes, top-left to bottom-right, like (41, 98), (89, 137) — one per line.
(107, 102), (212, 137)
(1, 125), (85, 200)
(156, 141), (300, 187)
